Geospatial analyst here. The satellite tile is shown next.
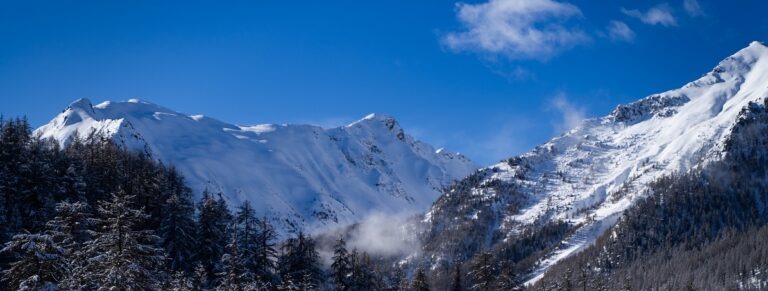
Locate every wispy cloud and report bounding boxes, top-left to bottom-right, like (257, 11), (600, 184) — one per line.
(622, 4), (677, 27)
(683, 0), (704, 17)
(346, 213), (421, 257)
(606, 20), (635, 42)
(441, 0), (589, 61)
(548, 93), (588, 134)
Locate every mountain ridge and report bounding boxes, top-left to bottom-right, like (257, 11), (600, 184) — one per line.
(417, 41), (768, 285)
(35, 98), (479, 237)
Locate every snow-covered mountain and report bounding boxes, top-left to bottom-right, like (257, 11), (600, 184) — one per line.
(420, 41), (768, 283)
(35, 99), (478, 236)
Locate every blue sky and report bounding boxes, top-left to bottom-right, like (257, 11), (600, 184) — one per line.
(1, 0), (766, 165)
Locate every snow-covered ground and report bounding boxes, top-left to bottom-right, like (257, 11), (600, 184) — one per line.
(36, 99), (478, 237)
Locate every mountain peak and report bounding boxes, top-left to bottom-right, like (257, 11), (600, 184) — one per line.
(749, 40), (766, 48)
(67, 98), (95, 113)
(349, 113), (397, 126)
(88, 99), (181, 119)
(717, 40), (768, 69)
(347, 113), (406, 141)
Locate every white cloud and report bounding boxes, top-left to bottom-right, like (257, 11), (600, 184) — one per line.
(442, 0), (589, 60)
(683, 0), (704, 17)
(549, 93), (587, 134)
(622, 4), (677, 27)
(606, 20), (635, 42)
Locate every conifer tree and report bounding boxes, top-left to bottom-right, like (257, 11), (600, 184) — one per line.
(192, 262), (209, 290)
(81, 189), (165, 290)
(58, 161), (87, 203)
(254, 216), (278, 284)
(469, 252), (494, 291)
(45, 201), (91, 289)
(0, 118), (31, 229)
(17, 138), (58, 232)
(412, 268), (430, 291)
(495, 263), (521, 291)
(349, 250), (379, 290)
(159, 188), (198, 272)
(278, 232), (321, 289)
(234, 201), (259, 275)
(332, 236), (352, 291)
(168, 271), (195, 291)
(196, 189), (230, 283)
(216, 229), (253, 291)
(1, 231), (66, 290)
(45, 201), (91, 251)
(389, 266), (409, 291)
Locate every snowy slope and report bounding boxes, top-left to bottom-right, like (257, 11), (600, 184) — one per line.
(422, 41), (768, 283)
(35, 99), (478, 236)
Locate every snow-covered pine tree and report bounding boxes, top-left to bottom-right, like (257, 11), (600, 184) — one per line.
(81, 189), (165, 290)
(167, 270), (196, 291)
(0, 117), (51, 233)
(159, 189), (197, 272)
(278, 232), (322, 289)
(234, 201), (258, 276)
(299, 271), (318, 291)
(469, 252), (494, 291)
(45, 201), (91, 289)
(331, 236), (352, 291)
(0, 118), (31, 229)
(276, 278), (299, 291)
(411, 268), (430, 291)
(45, 201), (91, 250)
(16, 137), (58, 232)
(495, 261), (521, 290)
(216, 229), (253, 291)
(196, 189), (230, 285)
(254, 216), (278, 285)
(349, 250), (380, 290)
(388, 266), (408, 291)
(1, 231), (66, 290)
(192, 262), (209, 290)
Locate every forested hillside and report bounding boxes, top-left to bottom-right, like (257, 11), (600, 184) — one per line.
(0, 116), (417, 290)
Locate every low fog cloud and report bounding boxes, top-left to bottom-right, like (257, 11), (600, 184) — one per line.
(316, 212), (425, 268)
(347, 212), (422, 257)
